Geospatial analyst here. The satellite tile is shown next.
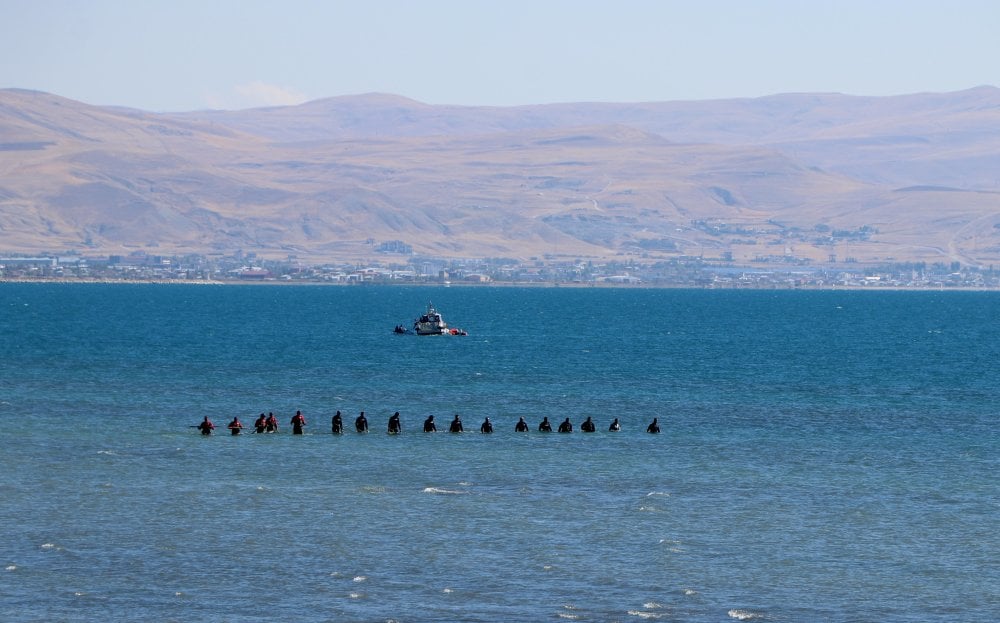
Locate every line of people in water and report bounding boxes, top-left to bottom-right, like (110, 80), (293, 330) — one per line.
(197, 411), (661, 435)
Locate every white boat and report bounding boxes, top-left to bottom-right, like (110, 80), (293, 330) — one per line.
(413, 302), (449, 335)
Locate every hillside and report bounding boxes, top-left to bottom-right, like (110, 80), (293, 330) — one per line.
(2, 87), (1000, 265)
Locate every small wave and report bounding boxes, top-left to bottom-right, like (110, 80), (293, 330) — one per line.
(40, 543), (58, 550)
(422, 487), (467, 495)
(643, 602), (663, 609)
(74, 592), (86, 597)
(5, 565), (16, 571)
(96, 450), (116, 455)
(627, 611), (663, 619)
(542, 565), (554, 571)
(646, 491), (670, 497)
(683, 589), (698, 596)
(348, 592), (362, 599)
(728, 609), (762, 621)
(557, 614), (580, 620)
(352, 575), (367, 583)
(360, 486), (386, 494)
(442, 588), (453, 594)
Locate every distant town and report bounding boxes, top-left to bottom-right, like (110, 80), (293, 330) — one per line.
(3, 247), (1000, 290)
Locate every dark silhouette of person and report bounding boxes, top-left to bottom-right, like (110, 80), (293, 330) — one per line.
(197, 416), (215, 435)
(227, 416), (243, 436)
(538, 417), (552, 432)
(515, 416), (529, 432)
(290, 410), (306, 435)
(608, 418), (621, 432)
(254, 413), (267, 434)
(388, 411), (402, 434)
(423, 415), (437, 432)
(581, 416), (596, 432)
(480, 417), (493, 434)
(355, 411), (369, 433)
(331, 411), (343, 434)
(449, 414), (464, 433)
(558, 418), (573, 433)
(646, 418), (660, 434)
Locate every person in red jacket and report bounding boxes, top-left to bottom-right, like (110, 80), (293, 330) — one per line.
(197, 416), (215, 435)
(253, 413), (267, 434)
(227, 416), (243, 435)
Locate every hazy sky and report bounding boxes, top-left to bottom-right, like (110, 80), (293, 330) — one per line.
(3, 0), (999, 111)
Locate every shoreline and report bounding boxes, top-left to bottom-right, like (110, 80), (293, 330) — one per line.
(2, 276), (999, 291)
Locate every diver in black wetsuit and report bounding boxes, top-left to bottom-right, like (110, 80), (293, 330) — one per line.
(449, 414), (464, 433)
(355, 411), (369, 433)
(557, 417), (573, 433)
(331, 411), (343, 434)
(538, 417), (552, 432)
(581, 416), (596, 432)
(515, 417), (529, 432)
(423, 415), (437, 432)
(480, 417), (493, 434)
(388, 411), (402, 434)
(646, 418), (660, 434)
(290, 410), (306, 435)
(608, 417), (621, 432)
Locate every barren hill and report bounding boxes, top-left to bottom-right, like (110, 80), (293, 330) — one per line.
(2, 87), (1000, 265)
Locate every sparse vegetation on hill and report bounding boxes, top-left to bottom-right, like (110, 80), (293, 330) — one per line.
(2, 87), (999, 267)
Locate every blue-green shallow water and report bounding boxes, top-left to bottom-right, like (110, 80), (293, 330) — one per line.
(1, 284), (997, 622)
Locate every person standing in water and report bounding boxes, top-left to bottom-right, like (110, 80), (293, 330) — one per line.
(265, 412), (278, 433)
(515, 417), (529, 432)
(290, 410), (306, 435)
(538, 417), (552, 432)
(646, 418), (660, 434)
(580, 416), (596, 432)
(355, 411), (369, 433)
(388, 412), (402, 434)
(557, 418), (573, 433)
(608, 418), (621, 432)
(197, 416), (215, 435)
(449, 414), (464, 433)
(480, 417), (493, 434)
(331, 411), (343, 434)
(254, 413), (267, 434)
(423, 415), (437, 432)
(227, 416), (243, 435)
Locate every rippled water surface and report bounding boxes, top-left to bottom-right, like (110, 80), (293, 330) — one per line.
(1, 284), (997, 622)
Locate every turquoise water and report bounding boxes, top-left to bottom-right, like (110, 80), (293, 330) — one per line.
(1, 284), (997, 622)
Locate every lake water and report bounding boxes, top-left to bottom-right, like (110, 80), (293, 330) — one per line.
(1, 283), (997, 622)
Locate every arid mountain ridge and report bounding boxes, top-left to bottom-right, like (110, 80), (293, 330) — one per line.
(2, 86), (999, 265)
